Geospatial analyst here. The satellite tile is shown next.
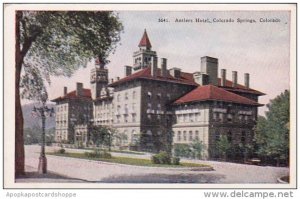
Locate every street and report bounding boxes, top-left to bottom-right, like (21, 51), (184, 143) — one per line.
(18, 145), (289, 183)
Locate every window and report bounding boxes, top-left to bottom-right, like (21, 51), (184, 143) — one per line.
(189, 131), (193, 141)
(189, 113), (194, 122)
(177, 131), (181, 141)
(183, 114), (187, 122)
(166, 94), (171, 101)
(124, 104), (128, 114)
(215, 131), (220, 141)
(125, 92), (128, 100)
(132, 114), (136, 122)
(157, 104), (161, 111)
(195, 113), (200, 122)
(227, 131), (232, 143)
(117, 94), (120, 102)
(117, 105), (121, 114)
(227, 114), (233, 122)
(123, 131), (128, 144)
(157, 93), (161, 100)
(147, 92), (152, 100)
(116, 115), (120, 123)
(124, 115), (128, 123)
(241, 131), (246, 143)
(132, 103), (136, 112)
(195, 131), (199, 141)
(183, 131), (187, 141)
(147, 103), (152, 109)
(132, 91), (136, 99)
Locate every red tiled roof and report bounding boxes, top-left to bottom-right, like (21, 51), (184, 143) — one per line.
(109, 66), (198, 87)
(51, 89), (91, 102)
(138, 29), (152, 48)
(217, 78), (265, 96)
(174, 85), (262, 106)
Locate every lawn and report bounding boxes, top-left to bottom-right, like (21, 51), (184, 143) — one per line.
(48, 152), (211, 168)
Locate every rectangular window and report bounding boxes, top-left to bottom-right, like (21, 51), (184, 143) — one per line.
(183, 131), (187, 141)
(132, 114), (136, 122)
(177, 131), (181, 141)
(189, 131), (193, 141)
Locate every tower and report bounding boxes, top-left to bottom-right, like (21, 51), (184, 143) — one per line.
(133, 29), (157, 71)
(90, 58), (108, 99)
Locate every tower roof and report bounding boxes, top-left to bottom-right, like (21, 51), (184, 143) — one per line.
(138, 29), (152, 48)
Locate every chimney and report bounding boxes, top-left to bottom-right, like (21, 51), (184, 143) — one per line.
(221, 69), (226, 87)
(110, 78), (114, 83)
(76, 82), (83, 96)
(161, 58), (167, 77)
(115, 76), (120, 81)
(232, 71), (238, 87)
(244, 73), (250, 89)
(200, 56), (218, 86)
(151, 56), (158, 77)
(63, 87), (67, 96)
(169, 67), (181, 78)
(193, 72), (209, 86)
(124, 65), (132, 77)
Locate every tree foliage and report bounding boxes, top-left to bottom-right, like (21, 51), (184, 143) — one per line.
(19, 11), (123, 101)
(15, 11), (123, 175)
(89, 126), (113, 149)
(216, 135), (231, 160)
(254, 90), (290, 166)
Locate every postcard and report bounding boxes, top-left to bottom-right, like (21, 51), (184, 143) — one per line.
(3, 3), (296, 189)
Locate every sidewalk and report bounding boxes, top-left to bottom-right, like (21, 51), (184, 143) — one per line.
(15, 166), (87, 183)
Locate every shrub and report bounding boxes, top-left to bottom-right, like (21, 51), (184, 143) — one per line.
(151, 155), (160, 164)
(57, 148), (65, 154)
(174, 144), (191, 158)
(151, 151), (171, 165)
(84, 149), (112, 159)
(172, 157), (180, 165)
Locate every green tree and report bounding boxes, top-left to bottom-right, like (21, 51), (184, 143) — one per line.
(173, 144), (191, 158)
(191, 140), (205, 160)
(216, 135), (231, 161)
(89, 126), (113, 150)
(254, 90), (290, 166)
(15, 11), (123, 175)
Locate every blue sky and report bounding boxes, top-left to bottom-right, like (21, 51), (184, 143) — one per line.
(47, 10), (290, 116)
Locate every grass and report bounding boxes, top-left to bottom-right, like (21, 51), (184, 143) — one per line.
(79, 147), (145, 155)
(48, 152), (211, 168)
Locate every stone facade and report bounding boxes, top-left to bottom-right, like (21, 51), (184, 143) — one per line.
(52, 30), (264, 159)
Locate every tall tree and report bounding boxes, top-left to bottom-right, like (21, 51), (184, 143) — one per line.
(254, 90), (290, 166)
(216, 135), (231, 161)
(15, 11), (123, 176)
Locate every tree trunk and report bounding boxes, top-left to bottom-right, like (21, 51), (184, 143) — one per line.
(15, 11), (25, 177)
